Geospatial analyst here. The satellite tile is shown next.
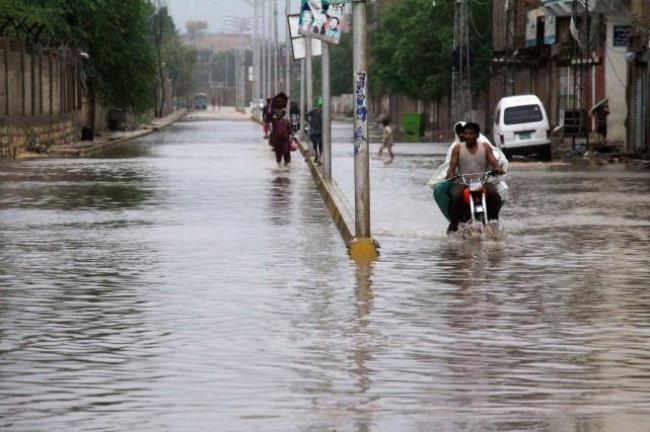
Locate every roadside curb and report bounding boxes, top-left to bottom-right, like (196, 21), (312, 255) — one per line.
(295, 138), (358, 250)
(249, 115), (378, 256)
(49, 109), (188, 158)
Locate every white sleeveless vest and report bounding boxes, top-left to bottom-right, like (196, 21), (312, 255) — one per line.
(459, 142), (488, 180)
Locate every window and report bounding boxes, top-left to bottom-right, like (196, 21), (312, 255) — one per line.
(504, 105), (543, 125)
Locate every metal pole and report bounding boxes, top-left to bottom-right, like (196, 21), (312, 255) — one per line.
(252, 1), (258, 113)
(285, 0), (291, 98)
(305, 36), (313, 153)
(322, 42), (332, 181)
(241, 46), (246, 108)
(261, 0), (267, 101)
(273, 0), (279, 95)
(352, 0), (371, 240)
(256, 0), (262, 111)
(266, 0), (272, 97)
(299, 59), (306, 141)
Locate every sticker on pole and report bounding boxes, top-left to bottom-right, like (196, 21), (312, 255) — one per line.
(354, 72), (368, 156)
(299, 0), (350, 45)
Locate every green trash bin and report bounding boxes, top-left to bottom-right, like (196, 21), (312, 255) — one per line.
(401, 113), (423, 142)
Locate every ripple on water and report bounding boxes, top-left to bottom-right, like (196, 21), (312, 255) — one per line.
(1, 120), (650, 431)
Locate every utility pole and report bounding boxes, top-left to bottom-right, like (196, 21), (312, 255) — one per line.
(300, 59), (306, 141)
(350, 0), (377, 260)
(570, 0), (591, 151)
(452, 0), (472, 121)
(273, 0), (279, 95)
(285, 0), (291, 98)
(504, 0), (516, 96)
(234, 47), (241, 108)
(251, 0), (258, 113)
(264, 0), (273, 98)
(322, 42), (331, 181)
(261, 0), (267, 101)
(305, 36), (314, 152)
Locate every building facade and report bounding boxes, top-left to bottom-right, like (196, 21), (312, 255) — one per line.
(627, 0), (650, 155)
(490, 0), (635, 152)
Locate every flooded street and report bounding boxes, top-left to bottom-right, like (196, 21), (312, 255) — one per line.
(2, 116), (650, 431)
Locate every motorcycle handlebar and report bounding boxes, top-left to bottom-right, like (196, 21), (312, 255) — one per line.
(448, 171), (501, 183)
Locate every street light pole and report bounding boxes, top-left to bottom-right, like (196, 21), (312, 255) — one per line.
(285, 0), (291, 98)
(273, 0), (279, 95)
(261, 0), (267, 101)
(305, 35), (313, 153)
(351, 0), (377, 260)
(322, 42), (331, 181)
(299, 59), (306, 141)
(266, 0), (272, 97)
(251, 1), (257, 112)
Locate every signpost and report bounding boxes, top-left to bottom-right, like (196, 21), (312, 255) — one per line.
(293, 0), (376, 259)
(350, 0), (376, 260)
(287, 15), (323, 60)
(298, 0), (349, 44)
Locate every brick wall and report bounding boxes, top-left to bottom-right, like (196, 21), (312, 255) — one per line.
(631, 0), (650, 30)
(0, 113), (78, 158)
(0, 37), (82, 158)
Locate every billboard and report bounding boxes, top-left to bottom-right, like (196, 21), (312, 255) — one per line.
(288, 14), (322, 60)
(298, 0), (350, 44)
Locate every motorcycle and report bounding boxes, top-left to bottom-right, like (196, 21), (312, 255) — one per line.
(450, 171), (500, 227)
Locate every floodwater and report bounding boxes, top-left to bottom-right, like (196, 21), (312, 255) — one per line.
(1, 115), (650, 431)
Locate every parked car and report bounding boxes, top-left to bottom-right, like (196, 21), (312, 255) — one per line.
(193, 93), (208, 110)
(493, 95), (551, 160)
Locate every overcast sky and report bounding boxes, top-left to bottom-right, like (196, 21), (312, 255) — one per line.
(167, 0), (298, 34)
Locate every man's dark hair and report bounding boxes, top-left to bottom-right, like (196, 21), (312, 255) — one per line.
(454, 123), (465, 135)
(464, 122), (481, 134)
(382, 118), (390, 126)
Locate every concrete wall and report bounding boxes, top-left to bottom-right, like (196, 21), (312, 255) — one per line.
(0, 38), (82, 157)
(0, 113), (78, 158)
(605, 19), (630, 147)
(332, 94), (353, 117)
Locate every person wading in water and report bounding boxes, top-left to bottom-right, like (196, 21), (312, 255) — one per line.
(446, 122), (504, 233)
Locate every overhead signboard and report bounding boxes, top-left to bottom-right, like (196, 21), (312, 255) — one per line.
(298, 0), (350, 44)
(288, 15), (322, 60)
(291, 37), (323, 60)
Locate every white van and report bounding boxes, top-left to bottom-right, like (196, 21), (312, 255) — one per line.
(493, 95), (551, 160)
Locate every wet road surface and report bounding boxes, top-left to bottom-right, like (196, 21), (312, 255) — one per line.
(1, 114), (650, 431)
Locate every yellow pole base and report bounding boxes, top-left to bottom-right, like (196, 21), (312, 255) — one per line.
(349, 237), (379, 262)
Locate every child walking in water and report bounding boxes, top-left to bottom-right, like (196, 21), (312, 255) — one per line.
(378, 118), (394, 163)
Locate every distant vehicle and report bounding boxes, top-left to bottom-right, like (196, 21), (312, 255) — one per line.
(493, 95), (551, 160)
(193, 93), (208, 110)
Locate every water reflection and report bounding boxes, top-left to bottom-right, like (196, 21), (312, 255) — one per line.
(1, 120), (650, 431)
(351, 263), (375, 432)
(0, 162), (155, 210)
(268, 175), (292, 226)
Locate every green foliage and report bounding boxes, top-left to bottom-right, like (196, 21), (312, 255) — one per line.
(331, 32), (353, 95)
(0, 0), (167, 113)
(166, 40), (197, 100)
(312, 31), (353, 98)
(370, 0), (492, 101)
(154, 6), (197, 112)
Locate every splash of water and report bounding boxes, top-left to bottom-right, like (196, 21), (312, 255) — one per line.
(451, 220), (505, 242)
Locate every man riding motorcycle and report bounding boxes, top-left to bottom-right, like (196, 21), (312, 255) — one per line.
(446, 122), (505, 233)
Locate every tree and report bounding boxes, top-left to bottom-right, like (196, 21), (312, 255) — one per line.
(369, 0), (492, 101)
(1, 0), (158, 113)
(312, 32), (353, 98)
